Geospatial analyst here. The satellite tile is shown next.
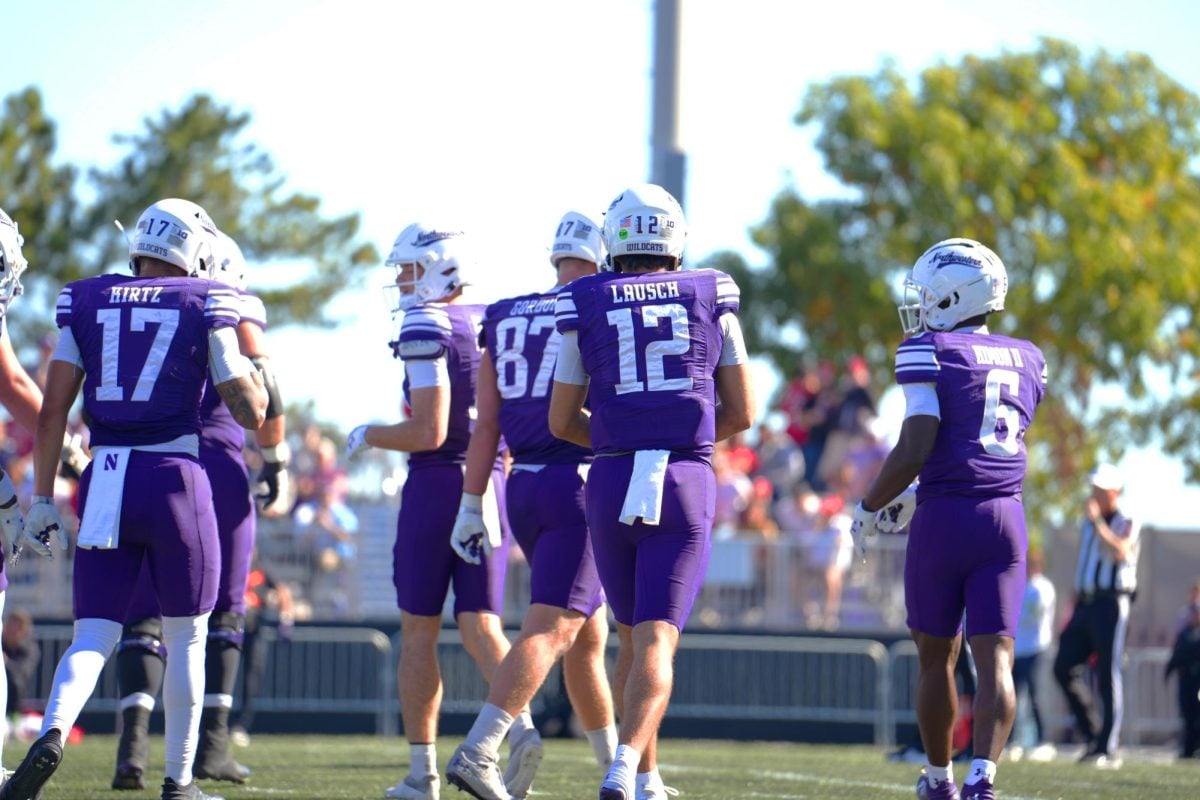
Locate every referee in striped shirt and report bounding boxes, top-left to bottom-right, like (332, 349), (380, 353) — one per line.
(1053, 463), (1140, 768)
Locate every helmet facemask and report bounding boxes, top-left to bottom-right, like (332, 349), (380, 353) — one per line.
(0, 216), (28, 314)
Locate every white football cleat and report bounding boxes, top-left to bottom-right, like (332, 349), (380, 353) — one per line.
(447, 746), (513, 800)
(384, 773), (440, 800)
(503, 728), (544, 798)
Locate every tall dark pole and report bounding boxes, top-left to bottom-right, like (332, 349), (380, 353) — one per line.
(651, 0), (686, 208)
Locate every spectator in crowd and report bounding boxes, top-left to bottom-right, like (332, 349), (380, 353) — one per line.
(805, 495), (853, 630)
(816, 356), (877, 490)
(293, 480), (358, 617)
(1054, 463), (1140, 769)
(231, 553), (296, 745)
(713, 444), (753, 540)
(753, 416), (805, 501)
(724, 431), (758, 477)
(1166, 583), (1200, 759)
(3, 609), (39, 717)
(1011, 548), (1056, 758)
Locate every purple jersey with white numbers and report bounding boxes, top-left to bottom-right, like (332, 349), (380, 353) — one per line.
(895, 331), (1047, 499)
(481, 291), (591, 465)
(56, 275), (239, 447)
(200, 289), (267, 456)
(395, 301), (484, 468)
(555, 268), (740, 459)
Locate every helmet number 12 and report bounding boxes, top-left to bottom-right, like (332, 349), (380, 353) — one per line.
(980, 368), (1021, 458)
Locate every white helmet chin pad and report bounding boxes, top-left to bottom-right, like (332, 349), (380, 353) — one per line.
(898, 238), (1008, 336)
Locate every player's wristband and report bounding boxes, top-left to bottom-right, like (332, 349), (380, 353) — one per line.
(460, 492), (484, 513)
(32, 495), (54, 506)
(262, 442), (291, 465)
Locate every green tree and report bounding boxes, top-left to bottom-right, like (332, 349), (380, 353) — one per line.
(0, 87), (81, 341)
(85, 95), (378, 325)
(717, 38), (1200, 520)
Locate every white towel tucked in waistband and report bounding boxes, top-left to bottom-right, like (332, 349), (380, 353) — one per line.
(619, 449), (670, 526)
(78, 447), (131, 549)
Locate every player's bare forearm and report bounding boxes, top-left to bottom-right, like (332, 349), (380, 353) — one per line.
(367, 384), (449, 452)
(217, 370), (267, 430)
(462, 351), (503, 495)
(862, 414), (939, 511)
(715, 363), (754, 442)
(0, 336), (43, 432)
(35, 361), (83, 496)
(549, 381), (591, 449)
(1093, 519), (1131, 560)
(463, 416), (502, 496)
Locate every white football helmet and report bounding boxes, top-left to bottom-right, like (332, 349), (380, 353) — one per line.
(898, 238), (1008, 336)
(383, 223), (470, 313)
(602, 183), (686, 270)
(0, 208), (28, 313)
(212, 231), (249, 290)
(128, 198), (219, 278)
(549, 211), (605, 268)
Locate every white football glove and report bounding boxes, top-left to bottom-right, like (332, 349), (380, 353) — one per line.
(345, 425), (371, 460)
(849, 501), (878, 564)
(0, 471), (24, 560)
(876, 484), (918, 534)
(22, 496), (68, 559)
(450, 493), (499, 565)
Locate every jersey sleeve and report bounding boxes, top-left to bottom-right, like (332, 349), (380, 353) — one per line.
(714, 270), (741, 317)
(894, 334), (940, 385)
(239, 291), (268, 330)
(555, 286), (580, 334)
(55, 286), (74, 329)
(395, 304), (452, 361)
(204, 285), (242, 330)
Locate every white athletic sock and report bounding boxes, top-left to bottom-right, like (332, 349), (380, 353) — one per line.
(411, 743), (437, 780)
(509, 710), (536, 740)
(161, 614), (210, 784)
(0, 591), (6, 763)
(965, 758), (996, 785)
(466, 704), (514, 758)
(603, 744), (640, 793)
(42, 618), (122, 736)
(586, 724), (618, 769)
(926, 762), (953, 784)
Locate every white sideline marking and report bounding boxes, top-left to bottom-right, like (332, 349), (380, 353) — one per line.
(654, 761), (1044, 800)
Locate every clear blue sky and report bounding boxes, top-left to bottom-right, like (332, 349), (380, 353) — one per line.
(7, 0), (1200, 525)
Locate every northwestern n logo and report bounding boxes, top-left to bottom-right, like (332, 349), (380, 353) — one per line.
(104, 453), (120, 471)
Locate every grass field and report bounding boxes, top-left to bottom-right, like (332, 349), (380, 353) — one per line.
(7, 735), (1199, 800)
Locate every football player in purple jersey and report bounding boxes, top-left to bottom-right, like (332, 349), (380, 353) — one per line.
(346, 225), (513, 800)
(109, 231), (290, 790)
(446, 212), (616, 800)
(5, 199), (266, 800)
(850, 239), (1046, 800)
(549, 185), (754, 800)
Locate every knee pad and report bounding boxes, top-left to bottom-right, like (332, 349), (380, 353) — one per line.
(118, 617), (167, 660)
(208, 611), (246, 649)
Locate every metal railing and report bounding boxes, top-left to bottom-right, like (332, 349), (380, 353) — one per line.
(22, 626), (1183, 749)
